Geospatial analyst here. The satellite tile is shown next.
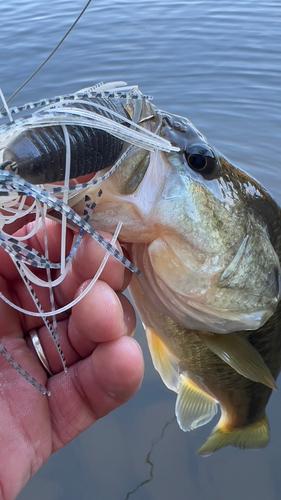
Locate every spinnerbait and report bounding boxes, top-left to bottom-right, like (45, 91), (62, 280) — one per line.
(0, 77), (178, 395)
(0, 82), (179, 185)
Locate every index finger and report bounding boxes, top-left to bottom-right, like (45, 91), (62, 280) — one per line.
(54, 230), (129, 309)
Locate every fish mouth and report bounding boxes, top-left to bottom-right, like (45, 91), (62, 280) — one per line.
(144, 267), (276, 334)
(138, 226), (281, 334)
(176, 298), (275, 333)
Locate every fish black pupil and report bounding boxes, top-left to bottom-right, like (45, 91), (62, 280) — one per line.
(188, 153), (207, 171)
(184, 145), (216, 175)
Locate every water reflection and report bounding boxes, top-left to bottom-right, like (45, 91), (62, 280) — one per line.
(0, 0), (280, 499)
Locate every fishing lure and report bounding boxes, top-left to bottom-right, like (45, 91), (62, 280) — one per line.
(0, 78), (178, 394)
(0, 82), (179, 183)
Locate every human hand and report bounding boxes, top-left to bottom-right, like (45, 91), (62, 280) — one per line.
(0, 220), (144, 500)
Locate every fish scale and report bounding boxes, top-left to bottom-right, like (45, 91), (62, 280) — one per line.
(78, 95), (281, 454)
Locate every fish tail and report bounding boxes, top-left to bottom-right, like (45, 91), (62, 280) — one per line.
(198, 414), (269, 456)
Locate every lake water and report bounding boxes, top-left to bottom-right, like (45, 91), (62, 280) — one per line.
(1, 1), (281, 499)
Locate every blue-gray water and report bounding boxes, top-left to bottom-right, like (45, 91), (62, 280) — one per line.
(1, 1), (281, 499)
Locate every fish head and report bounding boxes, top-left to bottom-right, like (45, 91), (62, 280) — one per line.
(85, 106), (281, 334)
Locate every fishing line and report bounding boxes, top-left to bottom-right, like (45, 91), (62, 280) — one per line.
(60, 125), (71, 274)
(0, 221), (123, 317)
(2, 0), (93, 107)
(124, 417), (176, 500)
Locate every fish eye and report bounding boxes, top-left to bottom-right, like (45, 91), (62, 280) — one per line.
(184, 144), (216, 175)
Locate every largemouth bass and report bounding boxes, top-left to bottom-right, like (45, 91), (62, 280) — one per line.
(74, 92), (281, 454)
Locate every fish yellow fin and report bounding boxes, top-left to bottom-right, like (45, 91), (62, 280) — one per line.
(175, 374), (218, 431)
(198, 414), (270, 456)
(198, 332), (276, 390)
(145, 327), (180, 392)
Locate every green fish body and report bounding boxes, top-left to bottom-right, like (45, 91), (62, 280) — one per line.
(75, 96), (281, 454)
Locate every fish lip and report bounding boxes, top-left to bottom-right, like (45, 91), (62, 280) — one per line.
(142, 251), (277, 334)
(161, 276), (277, 333)
(184, 298), (276, 333)
(141, 227), (281, 334)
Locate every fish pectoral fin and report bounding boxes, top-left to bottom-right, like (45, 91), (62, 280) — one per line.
(198, 332), (277, 390)
(175, 374), (218, 432)
(146, 327), (180, 392)
(198, 414), (270, 456)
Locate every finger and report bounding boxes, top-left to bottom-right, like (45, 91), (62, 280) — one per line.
(0, 219), (74, 281)
(54, 231), (128, 307)
(26, 319), (79, 375)
(29, 284), (136, 373)
(67, 282), (136, 358)
(0, 220), (128, 298)
(0, 277), (23, 338)
(118, 293), (136, 337)
(10, 276), (70, 333)
(2, 222), (130, 332)
(48, 336), (144, 451)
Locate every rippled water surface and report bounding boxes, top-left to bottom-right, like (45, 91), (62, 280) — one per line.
(1, 1), (281, 499)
